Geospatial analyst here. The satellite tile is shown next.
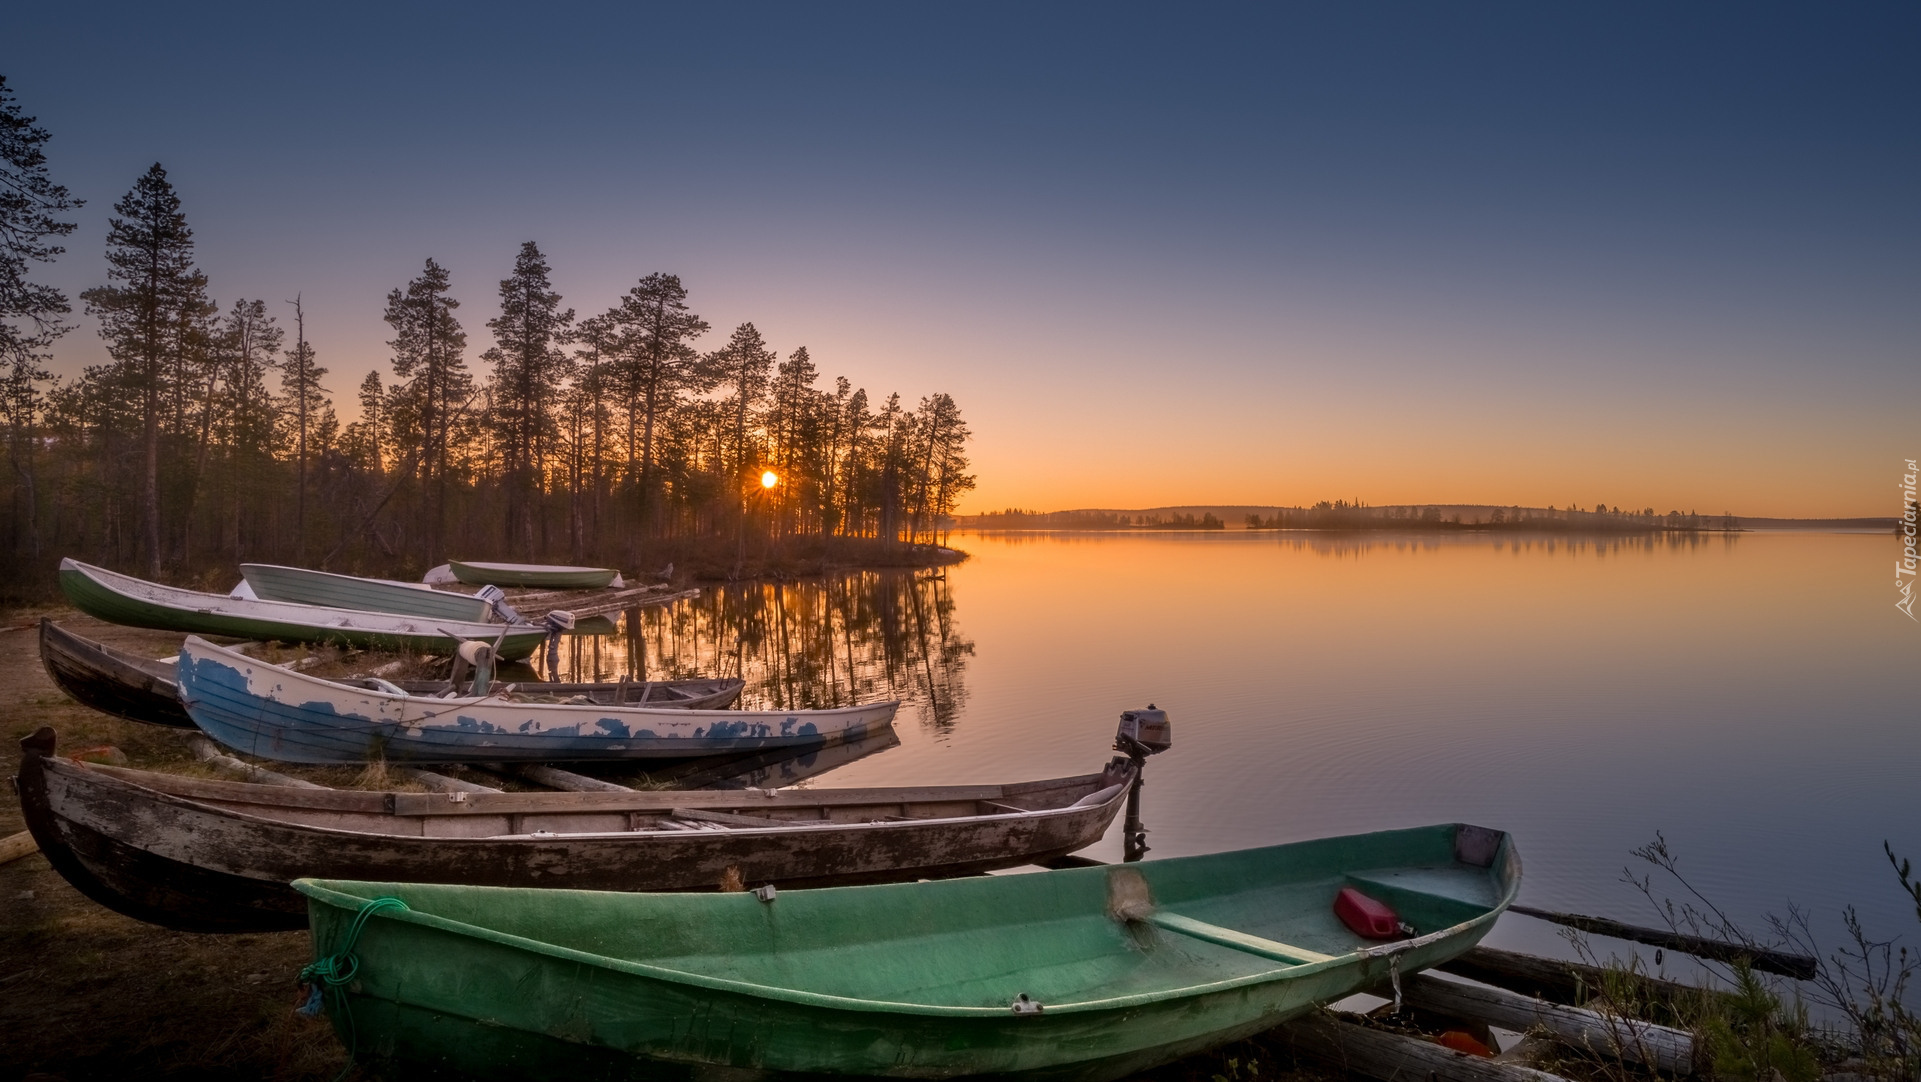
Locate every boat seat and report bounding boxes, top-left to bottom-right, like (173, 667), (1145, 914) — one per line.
(1146, 912), (1335, 966)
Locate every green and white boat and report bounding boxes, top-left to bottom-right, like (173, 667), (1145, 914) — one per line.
(295, 823), (1519, 1081)
(58, 559), (547, 661)
(449, 560), (618, 589)
(240, 563), (493, 622)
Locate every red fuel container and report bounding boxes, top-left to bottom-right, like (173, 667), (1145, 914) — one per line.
(1334, 887), (1402, 940)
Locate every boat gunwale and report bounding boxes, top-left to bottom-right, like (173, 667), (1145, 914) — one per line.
(45, 754), (1128, 842)
(241, 563), (450, 594)
(294, 829), (1517, 1017)
(182, 635), (901, 722)
(451, 560), (617, 575)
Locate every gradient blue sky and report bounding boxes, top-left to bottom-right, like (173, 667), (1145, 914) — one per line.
(8, 3), (1916, 516)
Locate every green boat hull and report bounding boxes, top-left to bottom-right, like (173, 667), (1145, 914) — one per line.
(450, 560), (618, 589)
(59, 566), (546, 661)
(297, 824), (1519, 1081)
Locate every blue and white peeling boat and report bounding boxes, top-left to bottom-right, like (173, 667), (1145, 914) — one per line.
(175, 637), (900, 765)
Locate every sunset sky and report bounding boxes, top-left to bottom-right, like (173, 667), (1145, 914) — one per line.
(8, 4), (1915, 518)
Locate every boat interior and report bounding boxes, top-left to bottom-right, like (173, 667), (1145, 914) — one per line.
(302, 824), (1514, 1008)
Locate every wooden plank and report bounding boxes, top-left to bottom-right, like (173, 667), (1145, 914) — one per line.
(1281, 1011), (1577, 1082)
(672, 807), (793, 828)
(90, 764), (386, 811)
(0, 831), (39, 866)
(517, 586), (698, 621)
(1510, 904), (1817, 980)
(1398, 973), (1695, 1076)
(187, 737), (328, 789)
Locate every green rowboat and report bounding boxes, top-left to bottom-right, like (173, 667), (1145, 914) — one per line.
(295, 823), (1518, 1081)
(58, 558), (547, 661)
(240, 563), (494, 622)
(449, 560), (618, 589)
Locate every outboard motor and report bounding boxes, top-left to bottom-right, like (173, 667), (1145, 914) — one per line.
(542, 610), (576, 681)
(475, 584), (526, 625)
(1113, 705), (1172, 863)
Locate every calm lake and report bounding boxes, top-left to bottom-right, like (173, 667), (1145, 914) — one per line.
(554, 529), (1920, 963)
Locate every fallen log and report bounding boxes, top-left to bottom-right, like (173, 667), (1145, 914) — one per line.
(0, 830), (39, 866)
(1438, 945), (1726, 1015)
(1438, 946), (1606, 1005)
(1281, 1010), (1576, 1082)
(474, 762), (632, 792)
(1399, 972), (1695, 1076)
(1510, 904), (1817, 980)
(517, 763), (632, 792)
(187, 736), (327, 789)
(395, 767), (502, 794)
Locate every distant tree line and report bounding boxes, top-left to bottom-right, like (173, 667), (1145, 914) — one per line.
(1244, 501), (1736, 532)
(958, 509), (1226, 530)
(958, 502), (1736, 533)
(0, 77), (973, 595)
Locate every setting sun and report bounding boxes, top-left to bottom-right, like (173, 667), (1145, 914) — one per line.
(761, 470), (779, 489)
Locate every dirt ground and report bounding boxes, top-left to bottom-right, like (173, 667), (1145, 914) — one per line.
(0, 607), (1349, 1082)
(0, 610), (349, 1081)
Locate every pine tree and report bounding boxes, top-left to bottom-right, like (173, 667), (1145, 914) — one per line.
(80, 163), (213, 575)
(0, 75), (82, 557)
(705, 322), (776, 485)
(345, 370), (384, 474)
(210, 298), (282, 556)
(383, 258), (468, 563)
(482, 242), (573, 556)
(282, 296), (326, 558)
(610, 273), (708, 532)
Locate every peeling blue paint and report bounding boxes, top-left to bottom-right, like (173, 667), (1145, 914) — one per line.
(177, 641), (898, 764)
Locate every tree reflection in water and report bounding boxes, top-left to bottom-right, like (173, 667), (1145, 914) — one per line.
(549, 569), (975, 732)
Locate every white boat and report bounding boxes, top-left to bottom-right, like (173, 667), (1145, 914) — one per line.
(240, 563), (495, 622)
(57, 559), (547, 660)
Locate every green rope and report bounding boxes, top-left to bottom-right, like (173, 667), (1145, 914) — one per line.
(297, 895), (409, 1080)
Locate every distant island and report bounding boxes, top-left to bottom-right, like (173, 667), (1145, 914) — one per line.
(952, 502), (1898, 534)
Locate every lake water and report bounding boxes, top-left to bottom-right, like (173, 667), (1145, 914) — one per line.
(554, 529), (1920, 965)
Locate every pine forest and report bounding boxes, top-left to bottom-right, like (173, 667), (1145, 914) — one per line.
(0, 81), (974, 599)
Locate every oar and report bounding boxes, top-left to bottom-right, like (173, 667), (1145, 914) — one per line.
(1508, 904), (1817, 980)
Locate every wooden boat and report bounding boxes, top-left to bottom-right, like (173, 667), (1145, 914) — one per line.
(58, 558), (548, 660)
(177, 636), (897, 764)
(450, 560), (618, 589)
(293, 823), (1519, 1082)
(13, 726), (1131, 933)
(240, 563), (493, 622)
(37, 620), (745, 729)
(39, 618), (194, 728)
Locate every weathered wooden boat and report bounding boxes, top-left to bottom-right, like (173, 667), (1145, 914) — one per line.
(58, 558), (548, 660)
(13, 726), (1131, 933)
(293, 823), (1519, 1082)
(38, 620), (746, 729)
(450, 560), (618, 589)
(240, 563), (494, 622)
(39, 618), (194, 728)
(178, 636), (897, 764)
